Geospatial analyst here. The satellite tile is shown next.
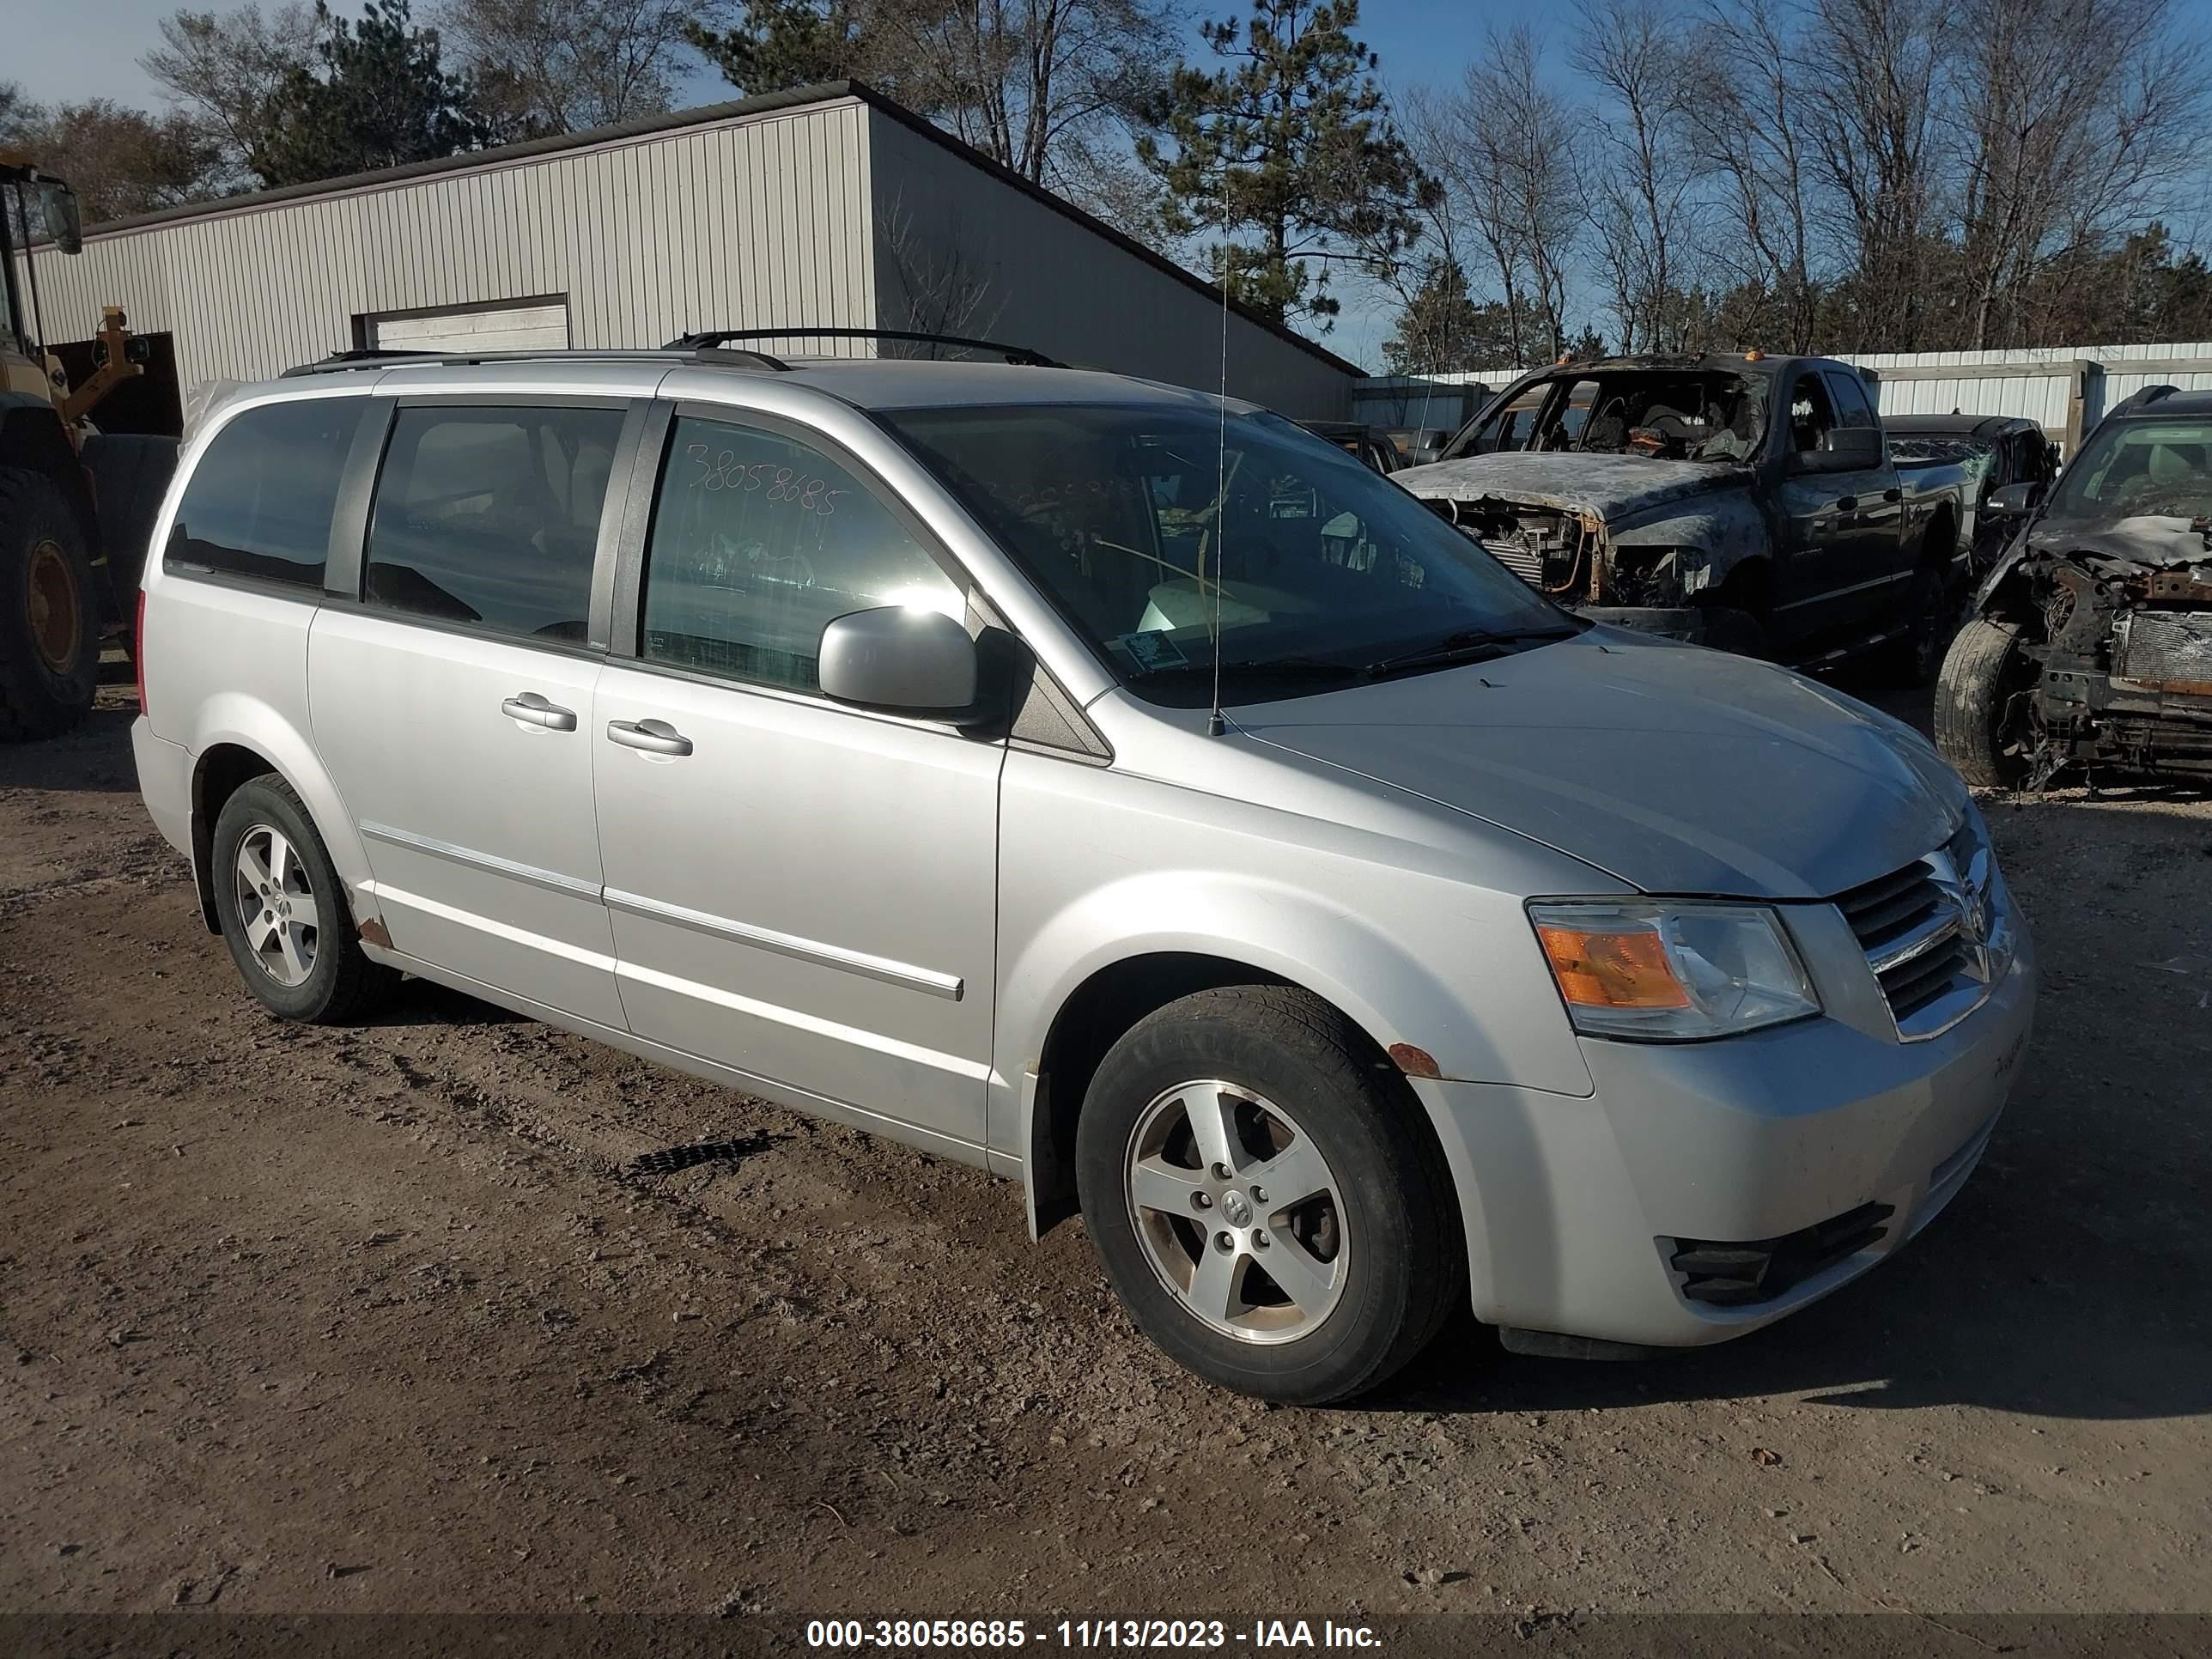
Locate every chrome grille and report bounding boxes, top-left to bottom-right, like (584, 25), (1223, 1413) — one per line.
(1835, 818), (2004, 1042)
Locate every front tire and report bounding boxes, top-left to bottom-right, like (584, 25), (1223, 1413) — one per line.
(212, 775), (398, 1023)
(1074, 986), (1463, 1405)
(1690, 601), (1770, 659)
(1936, 617), (2038, 787)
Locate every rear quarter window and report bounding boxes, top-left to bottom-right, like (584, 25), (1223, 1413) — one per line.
(167, 398), (359, 589)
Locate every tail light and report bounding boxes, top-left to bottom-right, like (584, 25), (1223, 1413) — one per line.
(134, 591), (149, 718)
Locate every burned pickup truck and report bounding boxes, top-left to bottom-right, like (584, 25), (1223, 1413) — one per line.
(1395, 353), (1974, 674)
(1937, 385), (2212, 787)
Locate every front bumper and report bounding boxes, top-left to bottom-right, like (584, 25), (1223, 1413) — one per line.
(1413, 914), (2037, 1349)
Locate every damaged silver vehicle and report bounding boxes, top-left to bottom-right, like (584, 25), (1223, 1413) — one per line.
(1938, 385), (2212, 787)
(1396, 354), (1976, 677)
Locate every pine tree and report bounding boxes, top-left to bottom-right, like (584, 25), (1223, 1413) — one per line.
(1138, 0), (1427, 327)
(256, 0), (494, 186)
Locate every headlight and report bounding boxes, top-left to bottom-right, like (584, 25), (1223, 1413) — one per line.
(1528, 901), (1820, 1041)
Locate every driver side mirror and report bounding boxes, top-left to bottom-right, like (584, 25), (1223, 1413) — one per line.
(39, 182), (83, 255)
(1984, 481), (2039, 517)
(1790, 426), (1885, 474)
(818, 605), (983, 720)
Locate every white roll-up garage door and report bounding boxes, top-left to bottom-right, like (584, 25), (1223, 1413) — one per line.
(368, 301), (570, 354)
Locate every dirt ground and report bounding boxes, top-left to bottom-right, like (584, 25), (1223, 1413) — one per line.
(3, 683), (2209, 1627)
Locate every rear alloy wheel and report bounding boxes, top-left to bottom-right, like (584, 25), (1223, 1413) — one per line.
(1936, 617), (2039, 788)
(1076, 985), (1463, 1405)
(212, 775), (398, 1023)
(232, 823), (322, 988)
(0, 465), (100, 742)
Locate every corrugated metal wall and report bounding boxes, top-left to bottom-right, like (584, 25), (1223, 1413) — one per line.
(1842, 349), (2085, 434)
(9, 99), (878, 392)
(864, 110), (1355, 420)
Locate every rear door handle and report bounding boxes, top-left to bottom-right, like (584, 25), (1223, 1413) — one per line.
(607, 718), (693, 757)
(501, 692), (577, 731)
(1881, 487), (1903, 503)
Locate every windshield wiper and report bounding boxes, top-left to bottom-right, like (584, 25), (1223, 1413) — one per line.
(1131, 655), (1364, 683)
(1362, 626), (1578, 678)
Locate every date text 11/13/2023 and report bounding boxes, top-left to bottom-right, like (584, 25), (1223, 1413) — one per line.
(805, 1619), (1384, 1649)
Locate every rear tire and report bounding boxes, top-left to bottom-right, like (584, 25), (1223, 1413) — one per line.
(1936, 618), (2037, 788)
(1074, 985), (1464, 1405)
(211, 775), (398, 1023)
(0, 466), (100, 742)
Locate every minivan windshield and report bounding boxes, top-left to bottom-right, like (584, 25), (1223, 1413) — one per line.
(881, 404), (1576, 704)
(2047, 416), (2212, 522)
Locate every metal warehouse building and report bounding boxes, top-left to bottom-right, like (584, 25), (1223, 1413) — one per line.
(10, 81), (1358, 428)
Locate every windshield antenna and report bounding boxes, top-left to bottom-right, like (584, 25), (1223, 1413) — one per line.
(1207, 256), (1229, 738)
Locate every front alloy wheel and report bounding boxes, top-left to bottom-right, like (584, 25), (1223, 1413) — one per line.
(1075, 984), (1464, 1405)
(1126, 1079), (1348, 1344)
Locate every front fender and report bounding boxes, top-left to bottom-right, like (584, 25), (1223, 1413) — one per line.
(989, 856), (1598, 1181)
(1607, 490), (1771, 598)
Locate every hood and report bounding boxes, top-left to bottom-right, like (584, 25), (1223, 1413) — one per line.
(1396, 451), (1750, 522)
(1236, 630), (1965, 900)
(2026, 512), (2212, 569)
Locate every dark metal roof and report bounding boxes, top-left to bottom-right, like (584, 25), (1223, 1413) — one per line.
(74, 81), (1364, 379)
(1528, 352), (1823, 380)
(2111, 386), (2212, 417)
(1881, 412), (2041, 437)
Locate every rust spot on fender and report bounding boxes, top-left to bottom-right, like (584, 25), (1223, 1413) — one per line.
(1388, 1042), (1442, 1079)
(358, 918), (392, 949)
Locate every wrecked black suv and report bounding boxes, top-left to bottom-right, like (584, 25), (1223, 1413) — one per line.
(1938, 385), (2212, 787)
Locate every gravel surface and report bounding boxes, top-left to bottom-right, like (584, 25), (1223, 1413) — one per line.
(3, 687), (2209, 1620)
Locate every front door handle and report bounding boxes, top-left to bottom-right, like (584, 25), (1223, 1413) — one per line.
(607, 718), (694, 757)
(501, 692), (577, 731)
(1833, 495), (1858, 512)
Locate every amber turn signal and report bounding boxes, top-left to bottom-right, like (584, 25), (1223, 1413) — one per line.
(1534, 923), (1692, 1011)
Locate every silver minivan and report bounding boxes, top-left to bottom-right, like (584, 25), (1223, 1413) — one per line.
(131, 346), (2034, 1403)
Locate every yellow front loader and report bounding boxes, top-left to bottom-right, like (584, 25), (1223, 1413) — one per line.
(1, 157), (177, 740)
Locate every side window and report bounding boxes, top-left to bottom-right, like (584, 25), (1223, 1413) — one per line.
(1823, 370), (1877, 429)
(167, 398), (356, 588)
(363, 404), (623, 642)
(1474, 382), (1550, 453)
(1789, 374), (1838, 453)
(639, 416), (963, 695)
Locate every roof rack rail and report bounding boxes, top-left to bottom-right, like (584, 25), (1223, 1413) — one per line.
(665, 326), (1063, 368)
(281, 343), (792, 377)
(282, 349), (435, 375)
